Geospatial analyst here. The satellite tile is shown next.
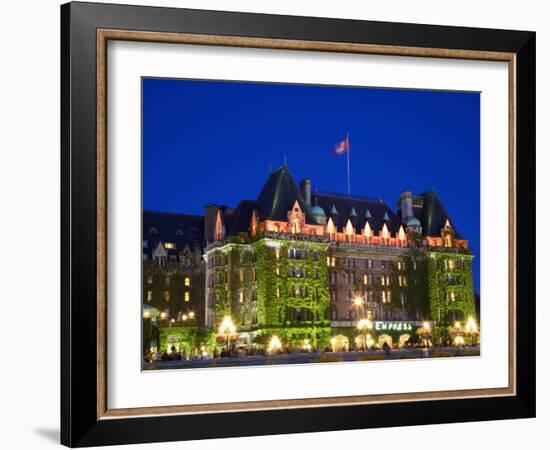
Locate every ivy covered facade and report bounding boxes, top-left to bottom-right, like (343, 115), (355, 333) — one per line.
(143, 165), (478, 353)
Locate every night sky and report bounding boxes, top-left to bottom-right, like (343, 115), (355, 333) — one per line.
(143, 78), (480, 291)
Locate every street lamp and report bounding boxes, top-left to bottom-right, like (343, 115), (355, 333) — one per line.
(353, 296), (364, 319)
(267, 335), (282, 354)
(357, 318), (373, 351)
(420, 321), (432, 347)
(464, 316), (479, 345)
(218, 315), (236, 352)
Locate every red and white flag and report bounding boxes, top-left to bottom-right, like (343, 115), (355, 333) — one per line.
(333, 136), (350, 156)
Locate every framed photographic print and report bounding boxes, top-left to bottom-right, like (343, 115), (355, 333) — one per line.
(61, 1), (536, 447)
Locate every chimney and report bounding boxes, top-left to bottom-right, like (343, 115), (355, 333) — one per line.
(300, 178), (311, 207)
(399, 191), (413, 220)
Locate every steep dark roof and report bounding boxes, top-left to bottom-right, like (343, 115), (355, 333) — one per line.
(255, 166), (313, 223)
(416, 190), (463, 239)
(143, 211), (204, 257)
(226, 200), (258, 236)
(313, 192), (403, 234)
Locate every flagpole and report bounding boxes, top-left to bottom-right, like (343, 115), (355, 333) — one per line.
(346, 133), (350, 196)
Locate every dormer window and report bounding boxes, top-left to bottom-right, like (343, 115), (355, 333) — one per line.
(164, 242), (175, 249)
(380, 223), (390, 245)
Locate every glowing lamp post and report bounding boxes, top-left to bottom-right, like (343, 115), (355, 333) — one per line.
(417, 321), (432, 348)
(267, 335), (282, 355)
(353, 296), (364, 319)
(357, 318), (373, 351)
(218, 316), (236, 352)
(464, 316), (479, 346)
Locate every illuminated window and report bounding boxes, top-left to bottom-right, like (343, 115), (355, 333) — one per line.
(276, 265), (280, 276)
(146, 290), (152, 301)
(382, 291), (391, 303)
(239, 269), (245, 283)
(147, 275), (153, 284)
(275, 248), (280, 260)
(165, 277), (170, 285)
(448, 259), (455, 270)
(331, 256), (336, 267)
(184, 277), (190, 287)
(364, 274), (368, 285)
(164, 242), (175, 249)
(239, 291), (244, 303)
(276, 286), (280, 298)
(164, 291), (170, 302)
(184, 291), (190, 302)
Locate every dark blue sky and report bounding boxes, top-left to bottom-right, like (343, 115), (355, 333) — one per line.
(143, 78), (480, 291)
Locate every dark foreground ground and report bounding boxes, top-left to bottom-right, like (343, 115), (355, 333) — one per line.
(143, 347), (480, 370)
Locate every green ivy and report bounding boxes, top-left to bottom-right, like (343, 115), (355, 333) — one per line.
(427, 252), (476, 326)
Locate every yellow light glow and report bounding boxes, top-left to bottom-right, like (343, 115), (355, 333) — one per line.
(143, 310), (150, 319)
(267, 335), (282, 353)
(465, 316), (478, 333)
(357, 319), (373, 331)
(181, 314), (188, 321)
(170, 318), (175, 323)
(366, 334), (374, 348)
(454, 336), (465, 346)
(160, 312), (167, 319)
(188, 311), (195, 319)
(454, 321), (461, 329)
(218, 315), (236, 334)
(353, 297), (363, 306)
(423, 321), (431, 331)
(330, 337), (336, 346)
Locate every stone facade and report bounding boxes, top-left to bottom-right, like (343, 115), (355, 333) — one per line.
(143, 166), (477, 351)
